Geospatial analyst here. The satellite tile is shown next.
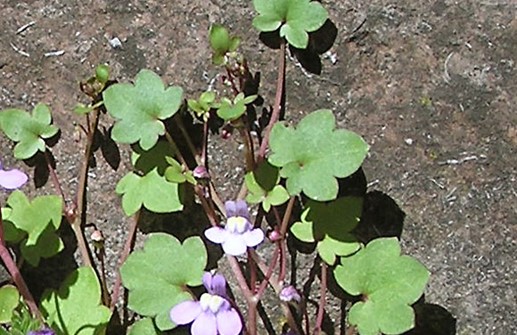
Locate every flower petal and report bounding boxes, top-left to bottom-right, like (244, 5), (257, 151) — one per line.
(210, 274), (227, 296)
(205, 227), (228, 244)
(170, 301), (202, 325)
(0, 169), (28, 189)
(221, 235), (247, 256)
(192, 311), (217, 335)
(233, 200), (250, 219)
(216, 308), (243, 335)
(243, 228), (265, 248)
(224, 200), (238, 217)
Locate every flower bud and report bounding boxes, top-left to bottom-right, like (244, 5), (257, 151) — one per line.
(193, 166), (210, 179)
(279, 285), (301, 303)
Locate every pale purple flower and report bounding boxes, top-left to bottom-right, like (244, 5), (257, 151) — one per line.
(0, 161), (28, 190)
(204, 200), (264, 256)
(170, 272), (242, 335)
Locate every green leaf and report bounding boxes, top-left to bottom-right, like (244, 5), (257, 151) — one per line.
(128, 318), (162, 335)
(252, 0), (328, 49)
(317, 235), (361, 265)
(209, 25), (241, 65)
(5, 191), (62, 246)
(132, 141), (175, 175)
(19, 224), (64, 266)
(334, 238), (430, 335)
(0, 285), (19, 324)
(216, 93), (257, 121)
(121, 234), (207, 331)
(4, 191), (62, 246)
(268, 110), (369, 201)
(245, 161), (289, 211)
(103, 69), (183, 150)
(210, 25), (231, 54)
(0, 104), (59, 159)
(116, 169), (183, 216)
(1, 208), (24, 243)
(40, 267), (112, 335)
(290, 197), (362, 264)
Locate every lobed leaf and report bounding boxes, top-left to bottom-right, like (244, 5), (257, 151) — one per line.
(0, 104), (59, 159)
(120, 234), (207, 331)
(116, 169), (183, 216)
(4, 191), (64, 265)
(103, 69), (183, 150)
(40, 267), (112, 335)
(290, 197), (362, 264)
(334, 238), (430, 335)
(252, 0), (328, 48)
(268, 110), (369, 201)
(245, 161), (289, 211)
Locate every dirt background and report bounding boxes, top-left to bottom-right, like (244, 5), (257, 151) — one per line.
(0, 1), (516, 334)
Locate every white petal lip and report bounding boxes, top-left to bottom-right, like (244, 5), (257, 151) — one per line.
(205, 227), (229, 244)
(221, 235), (248, 256)
(243, 228), (265, 248)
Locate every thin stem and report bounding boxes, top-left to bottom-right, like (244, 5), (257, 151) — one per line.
(44, 150), (66, 202)
(175, 114), (201, 165)
(226, 255), (254, 301)
(111, 210), (140, 312)
(0, 202), (42, 321)
(314, 263), (328, 335)
(195, 184), (220, 227)
(164, 130), (189, 168)
(255, 245), (280, 298)
(98, 248), (110, 307)
(258, 40), (286, 161)
(247, 300), (258, 335)
(278, 197), (296, 283)
(73, 109), (103, 267)
(237, 123), (256, 172)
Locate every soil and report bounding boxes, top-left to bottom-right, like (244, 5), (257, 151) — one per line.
(1, 1), (516, 335)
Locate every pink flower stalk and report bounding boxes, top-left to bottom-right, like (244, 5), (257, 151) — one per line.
(170, 272), (242, 335)
(204, 200), (264, 256)
(0, 161), (28, 190)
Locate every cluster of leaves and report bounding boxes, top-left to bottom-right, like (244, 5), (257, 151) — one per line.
(0, 1), (433, 335)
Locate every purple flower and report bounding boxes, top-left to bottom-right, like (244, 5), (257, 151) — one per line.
(0, 161), (28, 190)
(28, 328), (55, 335)
(170, 272), (242, 335)
(204, 200), (264, 256)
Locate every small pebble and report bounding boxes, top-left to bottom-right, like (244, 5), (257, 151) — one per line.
(404, 138), (414, 145)
(109, 37), (122, 49)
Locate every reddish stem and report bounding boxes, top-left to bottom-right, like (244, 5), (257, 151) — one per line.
(314, 263), (328, 335)
(110, 210), (140, 311)
(258, 40), (286, 161)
